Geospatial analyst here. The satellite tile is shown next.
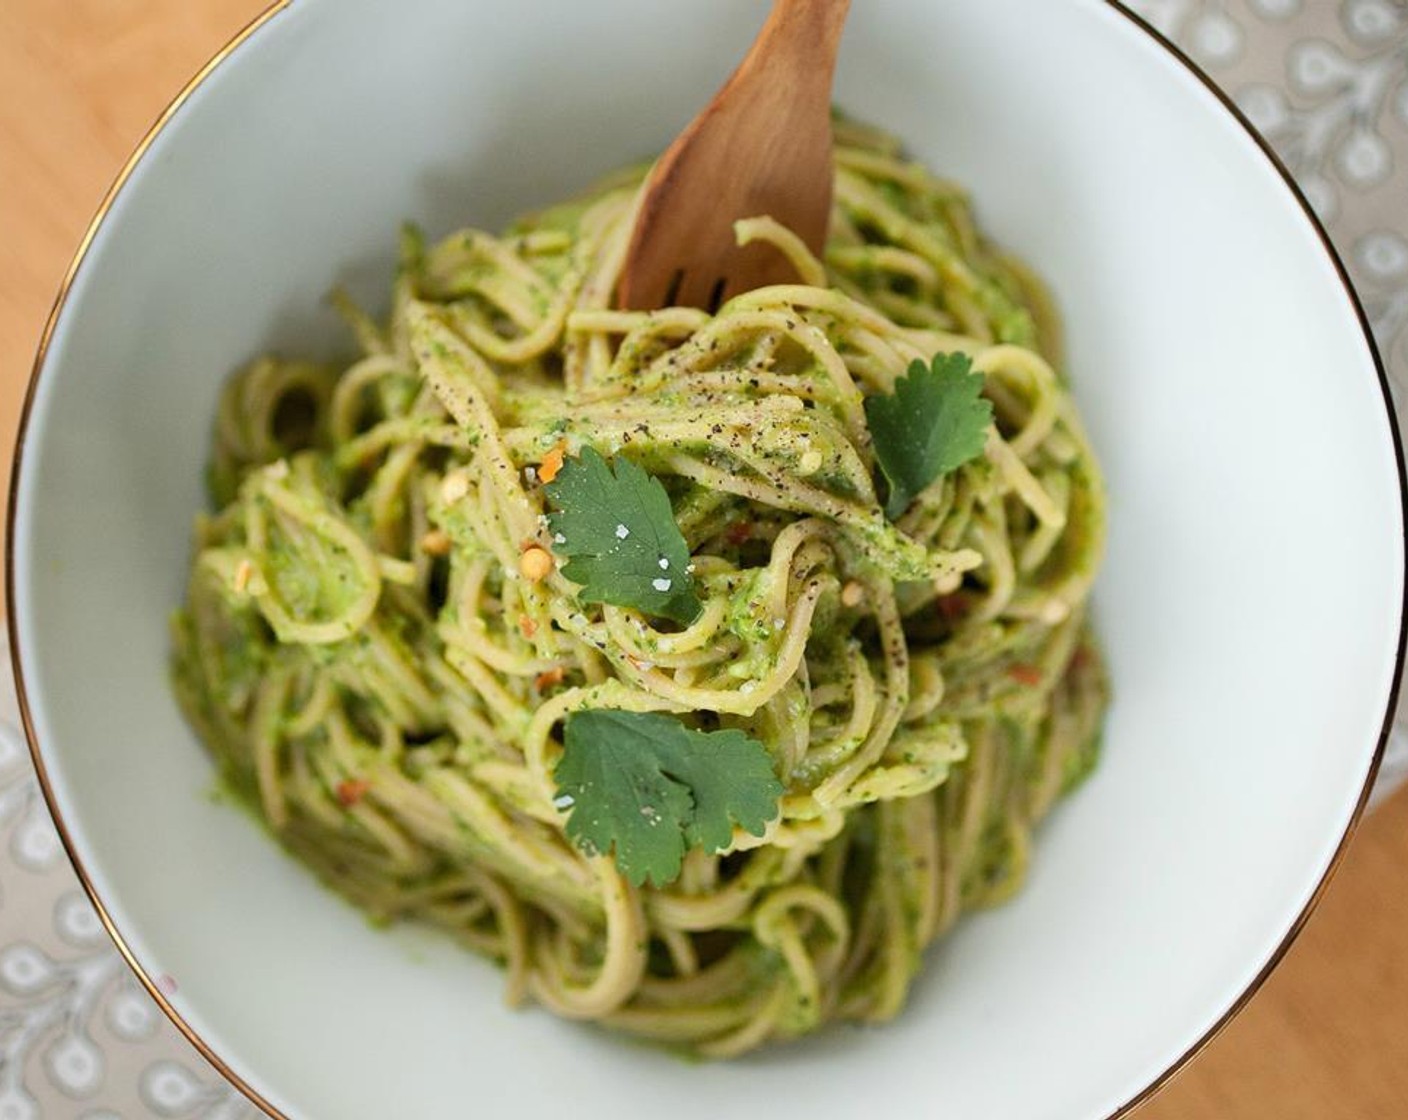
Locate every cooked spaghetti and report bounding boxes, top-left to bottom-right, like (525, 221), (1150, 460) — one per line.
(172, 120), (1107, 1057)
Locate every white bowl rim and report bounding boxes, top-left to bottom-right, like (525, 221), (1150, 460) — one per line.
(7, 3), (1407, 1117)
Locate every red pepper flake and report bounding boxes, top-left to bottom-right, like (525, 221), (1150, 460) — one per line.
(535, 666), (566, 691)
(518, 614), (538, 639)
(336, 778), (372, 807)
(725, 521), (752, 546)
(1007, 664), (1043, 687)
(538, 441), (568, 484)
(936, 594), (970, 622)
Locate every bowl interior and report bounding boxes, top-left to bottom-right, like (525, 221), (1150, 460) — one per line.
(12, 1), (1403, 1118)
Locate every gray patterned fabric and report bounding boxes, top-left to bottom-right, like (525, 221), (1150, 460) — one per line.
(1, 4), (1404, 1115)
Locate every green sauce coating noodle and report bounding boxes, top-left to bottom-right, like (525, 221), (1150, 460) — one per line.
(172, 119), (1108, 1057)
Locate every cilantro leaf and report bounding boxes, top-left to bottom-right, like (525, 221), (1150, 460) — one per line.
(671, 728), (785, 854)
(554, 710), (784, 887)
(544, 448), (701, 624)
(555, 712), (695, 888)
(865, 352), (993, 519)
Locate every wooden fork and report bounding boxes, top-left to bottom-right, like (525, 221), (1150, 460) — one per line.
(617, 0), (852, 312)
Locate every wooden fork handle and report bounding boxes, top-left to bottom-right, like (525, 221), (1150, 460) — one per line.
(709, 1), (851, 150)
(617, 0), (852, 311)
(747, 0), (851, 95)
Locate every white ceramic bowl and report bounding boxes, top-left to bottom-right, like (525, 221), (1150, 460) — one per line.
(10, 2), (1406, 1118)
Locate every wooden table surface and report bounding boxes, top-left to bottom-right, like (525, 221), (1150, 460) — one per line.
(3, 3), (1406, 1117)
